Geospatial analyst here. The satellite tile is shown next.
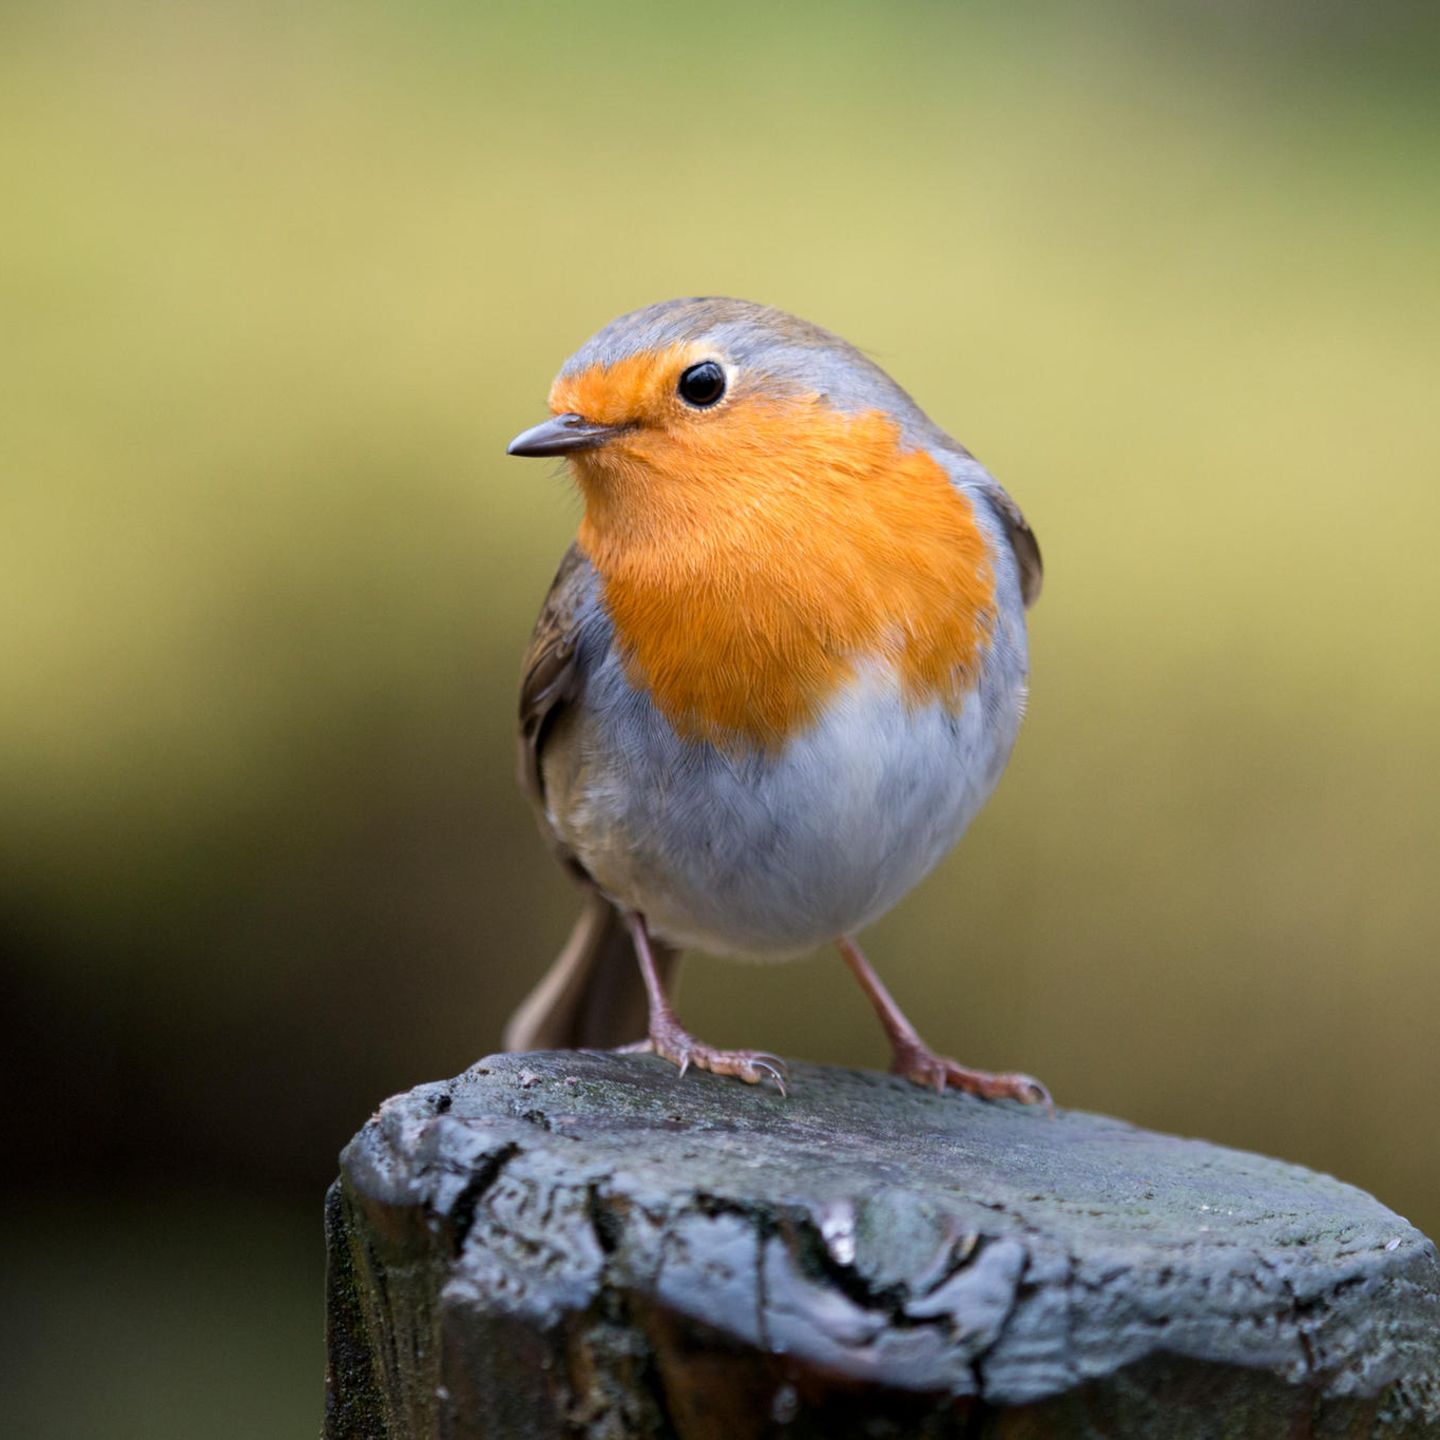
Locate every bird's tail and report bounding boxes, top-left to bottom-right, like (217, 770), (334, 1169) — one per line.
(503, 890), (680, 1052)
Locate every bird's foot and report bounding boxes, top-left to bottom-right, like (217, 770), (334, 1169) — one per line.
(891, 1042), (1052, 1113)
(620, 1015), (788, 1095)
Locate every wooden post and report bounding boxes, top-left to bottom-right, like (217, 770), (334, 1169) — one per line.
(324, 1051), (1440, 1438)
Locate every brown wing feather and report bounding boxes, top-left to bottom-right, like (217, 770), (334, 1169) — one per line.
(517, 542), (592, 830)
(510, 542), (682, 1050)
(933, 438), (1042, 609)
(984, 481), (1043, 608)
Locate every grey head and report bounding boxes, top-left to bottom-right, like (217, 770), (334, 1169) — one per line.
(558, 296), (946, 449)
(514, 297), (1041, 606)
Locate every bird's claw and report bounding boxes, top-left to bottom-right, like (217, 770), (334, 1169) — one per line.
(743, 1053), (789, 1096)
(627, 1018), (789, 1095)
(893, 1045), (1054, 1115)
(681, 1045), (787, 1096)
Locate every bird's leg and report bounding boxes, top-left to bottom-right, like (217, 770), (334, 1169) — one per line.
(618, 912), (788, 1094)
(836, 935), (1051, 1110)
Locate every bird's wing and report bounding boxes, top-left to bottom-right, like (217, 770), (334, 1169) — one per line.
(510, 543), (682, 1050)
(979, 474), (1043, 608)
(935, 439), (1043, 609)
(517, 541), (594, 858)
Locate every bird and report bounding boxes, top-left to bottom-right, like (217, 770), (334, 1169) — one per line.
(502, 297), (1047, 1106)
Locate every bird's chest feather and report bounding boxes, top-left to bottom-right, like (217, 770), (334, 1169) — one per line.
(576, 426), (999, 750)
(558, 642), (1024, 957)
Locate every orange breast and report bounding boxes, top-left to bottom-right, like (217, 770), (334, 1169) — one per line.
(564, 383), (996, 749)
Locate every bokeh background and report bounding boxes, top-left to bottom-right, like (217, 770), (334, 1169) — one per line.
(4, 1), (1437, 1434)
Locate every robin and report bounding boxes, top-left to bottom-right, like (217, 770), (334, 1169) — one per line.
(502, 297), (1047, 1106)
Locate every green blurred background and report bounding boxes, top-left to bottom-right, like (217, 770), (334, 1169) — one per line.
(3, 0), (1437, 1433)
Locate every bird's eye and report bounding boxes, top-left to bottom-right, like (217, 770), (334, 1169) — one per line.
(677, 361), (726, 408)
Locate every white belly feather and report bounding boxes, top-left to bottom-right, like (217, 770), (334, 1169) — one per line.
(547, 654), (1026, 960)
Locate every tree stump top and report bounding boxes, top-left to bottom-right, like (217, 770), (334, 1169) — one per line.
(329, 1050), (1440, 1437)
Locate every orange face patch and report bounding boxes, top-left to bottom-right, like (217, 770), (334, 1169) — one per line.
(550, 344), (703, 430)
(555, 354), (996, 748)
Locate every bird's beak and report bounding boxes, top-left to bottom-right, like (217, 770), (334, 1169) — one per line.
(506, 413), (623, 457)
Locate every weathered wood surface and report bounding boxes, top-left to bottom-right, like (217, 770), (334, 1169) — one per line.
(325, 1051), (1440, 1438)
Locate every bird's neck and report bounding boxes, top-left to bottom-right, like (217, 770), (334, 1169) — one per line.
(576, 413), (997, 750)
